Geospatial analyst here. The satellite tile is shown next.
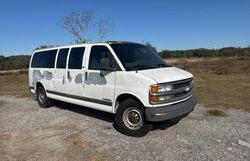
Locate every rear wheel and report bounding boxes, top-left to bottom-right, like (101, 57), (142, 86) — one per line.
(36, 86), (52, 108)
(115, 99), (152, 137)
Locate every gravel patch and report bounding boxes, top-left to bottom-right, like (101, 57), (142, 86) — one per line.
(0, 96), (249, 161)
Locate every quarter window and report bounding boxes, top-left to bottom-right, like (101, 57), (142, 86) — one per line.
(56, 48), (69, 69)
(31, 49), (57, 68)
(68, 47), (85, 69)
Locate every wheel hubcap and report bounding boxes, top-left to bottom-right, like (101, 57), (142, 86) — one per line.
(38, 92), (45, 104)
(123, 107), (143, 130)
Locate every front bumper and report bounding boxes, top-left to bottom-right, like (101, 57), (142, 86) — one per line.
(145, 95), (197, 122)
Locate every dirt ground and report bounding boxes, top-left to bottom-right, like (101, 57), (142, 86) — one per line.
(0, 96), (249, 161)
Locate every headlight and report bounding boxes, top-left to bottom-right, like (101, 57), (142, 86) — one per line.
(150, 85), (173, 94)
(150, 95), (172, 103)
(150, 84), (173, 104)
(158, 85), (173, 92)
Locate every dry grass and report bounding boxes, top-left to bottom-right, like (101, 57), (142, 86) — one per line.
(167, 57), (250, 75)
(166, 57), (250, 112)
(0, 73), (32, 97)
(0, 69), (28, 75)
(194, 72), (250, 112)
(206, 109), (228, 117)
(166, 57), (222, 64)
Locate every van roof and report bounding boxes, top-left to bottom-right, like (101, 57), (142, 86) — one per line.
(34, 41), (139, 52)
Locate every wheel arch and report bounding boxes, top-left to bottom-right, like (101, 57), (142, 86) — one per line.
(35, 81), (45, 91)
(114, 93), (146, 113)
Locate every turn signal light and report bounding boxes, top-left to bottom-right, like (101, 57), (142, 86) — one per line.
(151, 86), (158, 93)
(150, 96), (159, 102)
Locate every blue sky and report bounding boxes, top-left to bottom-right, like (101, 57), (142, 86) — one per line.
(1, 0), (250, 55)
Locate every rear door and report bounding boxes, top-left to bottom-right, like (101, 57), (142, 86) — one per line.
(54, 48), (69, 93)
(66, 47), (86, 96)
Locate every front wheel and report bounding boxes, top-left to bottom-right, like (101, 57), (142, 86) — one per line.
(115, 99), (152, 137)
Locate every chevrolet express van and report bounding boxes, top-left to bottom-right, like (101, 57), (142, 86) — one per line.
(29, 41), (197, 136)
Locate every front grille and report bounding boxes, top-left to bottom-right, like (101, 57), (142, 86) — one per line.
(173, 79), (192, 89)
(172, 78), (193, 100)
(174, 91), (189, 98)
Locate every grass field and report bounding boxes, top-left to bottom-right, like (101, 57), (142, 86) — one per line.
(166, 57), (250, 112)
(0, 73), (31, 97)
(0, 57), (249, 112)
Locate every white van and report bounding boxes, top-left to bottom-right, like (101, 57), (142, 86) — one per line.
(29, 41), (197, 136)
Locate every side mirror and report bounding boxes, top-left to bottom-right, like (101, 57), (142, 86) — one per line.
(100, 58), (112, 71)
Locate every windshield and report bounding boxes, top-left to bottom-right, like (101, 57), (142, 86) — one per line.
(111, 43), (169, 71)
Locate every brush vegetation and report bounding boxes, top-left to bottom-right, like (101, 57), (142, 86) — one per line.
(206, 109), (228, 117)
(0, 55), (30, 71)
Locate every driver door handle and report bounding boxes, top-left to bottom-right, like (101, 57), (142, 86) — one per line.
(100, 73), (104, 77)
(67, 71), (70, 79)
(85, 72), (88, 81)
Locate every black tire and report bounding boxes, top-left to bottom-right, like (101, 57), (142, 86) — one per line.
(36, 86), (52, 108)
(115, 99), (152, 137)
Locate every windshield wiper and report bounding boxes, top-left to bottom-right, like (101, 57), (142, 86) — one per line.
(157, 63), (168, 67)
(130, 64), (156, 70)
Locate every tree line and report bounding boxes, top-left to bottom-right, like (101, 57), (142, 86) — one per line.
(159, 47), (250, 58)
(0, 55), (30, 71)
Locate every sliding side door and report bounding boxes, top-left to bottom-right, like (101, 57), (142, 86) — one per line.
(66, 47), (86, 97)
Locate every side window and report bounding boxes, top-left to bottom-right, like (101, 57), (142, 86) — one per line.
(31, 49), (57, 68)
(89, 46), (119, 70)
(68, 47), (85, 69)
(56, 48), (69, 69)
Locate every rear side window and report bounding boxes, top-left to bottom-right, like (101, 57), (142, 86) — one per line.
(56, 48), (69, 68)
(31, 49), (57, 68)
(68, 47), (85, 69)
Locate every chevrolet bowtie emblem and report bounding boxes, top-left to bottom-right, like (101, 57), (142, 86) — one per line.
(185, 87), (190, 92)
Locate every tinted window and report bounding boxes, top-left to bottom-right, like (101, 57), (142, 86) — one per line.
(89, 46), (117, 70)
(111, 44), (169, 71)
(56, 48), (69, 68)
(68, 47), (85, 69)
(31, 49), (57, 68)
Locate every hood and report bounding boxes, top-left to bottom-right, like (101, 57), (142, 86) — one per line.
(137, 67), (193, 83)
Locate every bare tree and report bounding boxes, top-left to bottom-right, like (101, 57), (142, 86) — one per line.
(61, 10), (94, 43)
(96, 18), (115, 41)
